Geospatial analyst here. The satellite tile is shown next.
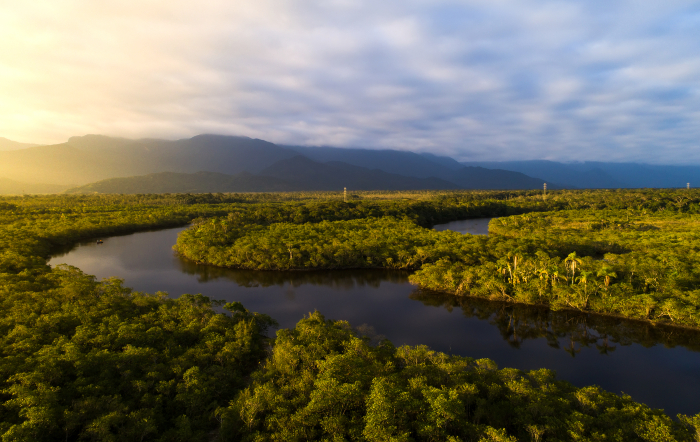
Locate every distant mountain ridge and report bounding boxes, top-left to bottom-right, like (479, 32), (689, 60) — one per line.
(0, 134), (298, 186)
(462, 161), (625, 189)
(462, 160), (700, 189)
(283, 145), (464, 178)
(65, 155), (553, 194)
(10, 133), (699, 194)
(0, 137), (42, 151)
(258, 156), (459, 190)
(67, 134), (297, 175)
(1, 134), (554, 194)
(446, 166), (551, 190)
(65, 171), (297, 194)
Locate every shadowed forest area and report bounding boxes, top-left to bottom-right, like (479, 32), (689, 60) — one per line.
(2, 190), (700, 441)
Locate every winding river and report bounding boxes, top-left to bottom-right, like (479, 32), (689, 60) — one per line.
(48, 219), (700, 417)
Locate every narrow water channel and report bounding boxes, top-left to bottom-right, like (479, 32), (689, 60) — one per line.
(48, 221), (700, 417)
(433, 218), (492, 235)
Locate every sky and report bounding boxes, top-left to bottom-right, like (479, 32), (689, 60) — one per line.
(1, 0), (699, 163)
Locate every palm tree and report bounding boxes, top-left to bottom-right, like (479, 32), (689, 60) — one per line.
(550, 269), (564, 286)
(596, 266), (617, 288)
(576, 270), (595, 308)
(564, 252), (582, 285)
(576, 270), (593, 286)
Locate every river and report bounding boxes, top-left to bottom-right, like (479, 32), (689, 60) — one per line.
(48, 219), (700, 417)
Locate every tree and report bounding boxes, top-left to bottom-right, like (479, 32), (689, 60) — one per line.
(597, 266), (617, 288)
(565, 252), (583, 285)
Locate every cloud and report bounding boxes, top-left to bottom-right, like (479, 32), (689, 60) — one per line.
(1, 0), (699, 163)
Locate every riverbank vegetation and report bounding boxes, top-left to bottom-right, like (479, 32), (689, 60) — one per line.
(412, 208), (700, 329)
(0, 194), (278, 440)
(174, 189), (700, 329)
(218, 311), (693, 442)
(3, 191), (700, 440)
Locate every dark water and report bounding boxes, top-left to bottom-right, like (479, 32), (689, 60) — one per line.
(433, 218), (492, 235)
(48, 225), (700, 417)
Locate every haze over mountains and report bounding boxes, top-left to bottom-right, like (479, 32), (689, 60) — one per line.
(0, 137), (42, 151)
(0, 134), (549, 194)
(462, 161), (700, 189)
(1, 134), (698, 194)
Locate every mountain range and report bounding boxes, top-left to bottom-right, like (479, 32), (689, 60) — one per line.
(0, 137), (42, 151)
(1, 134), (549, 194)
(64, 155), (549, 194)
(1, 133), (697, 194)
(462, 161), (700, 189)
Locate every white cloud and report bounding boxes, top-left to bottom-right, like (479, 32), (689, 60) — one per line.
(0, 0), (699, 163)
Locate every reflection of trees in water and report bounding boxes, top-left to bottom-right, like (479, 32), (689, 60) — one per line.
(176, 257), (411, 289)
(411, 289), (700, 355)
(175, 257), (700, 354)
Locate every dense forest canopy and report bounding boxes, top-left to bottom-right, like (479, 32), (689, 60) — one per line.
(1, 190), (700, 440)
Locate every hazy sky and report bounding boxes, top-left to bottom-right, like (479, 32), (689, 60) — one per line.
(2, 1), (699, 162)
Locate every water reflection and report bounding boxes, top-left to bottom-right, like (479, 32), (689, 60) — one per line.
(433, 218), (492, 235)
(176, 258), (410, 288)
(412, 289), (700, 355)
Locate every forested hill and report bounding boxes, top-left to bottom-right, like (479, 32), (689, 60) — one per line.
(282, 147), (549, 189)
(64, 172), (299, 194)
(65, 157), (556, 193)
(445, 166), (550, 189)
(0, 134), (299, 186)
(256, 156), (460, 190)
(5, 134), (540, 191)
(284, 145), (464, 178)
(463, 160), (700, 189)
